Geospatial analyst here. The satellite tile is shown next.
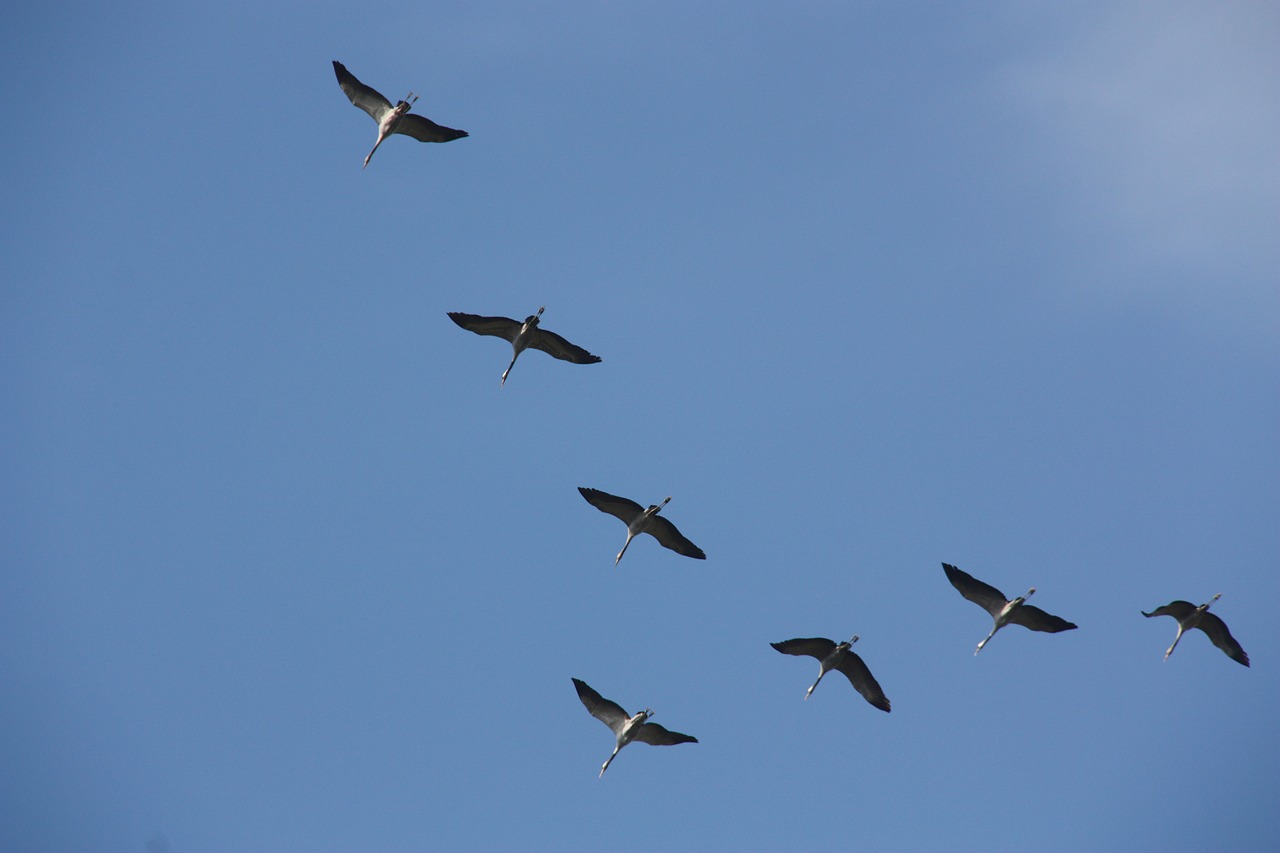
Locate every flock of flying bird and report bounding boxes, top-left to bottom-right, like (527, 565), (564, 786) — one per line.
(333, 61), (1253, 778)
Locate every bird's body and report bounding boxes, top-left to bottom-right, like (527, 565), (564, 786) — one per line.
(571, 678), (697, 777)
(578, 488), (705, 565)
(448, 307), (601, 385)
(942, 563), (1077, 654)
(771, 635), (890, 712)
(1142, 594), (1249, 666)
(333, 61), (467, 168)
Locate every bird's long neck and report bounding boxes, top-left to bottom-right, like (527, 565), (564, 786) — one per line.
(363, 138), (384, 169)
(1164, 625), (1187, 661)
(600, 747), (620, 777)
(501, 351), (520, 386)
(615, 531), (636, 566)
(975, 626), (999, 655)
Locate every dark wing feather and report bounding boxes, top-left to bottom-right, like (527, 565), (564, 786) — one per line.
(1141, 601), (1197, 620)
(578, 487), (644, 523)
(528, 328), (602, 364)
(770, 638), (837, 660)
(448, 312), (522, 342)
(333, 61), (392, 122)
(395, 113), (469, 143)
(572, 678), (629, 733)
(834, 651), (891, 713)
(646, 515), (706, 559)
(1008, 604), (1077, 633)
(1195, 612), (1250, 667)
(942, 563), (1009, 616)
(633, 722), (698, 746)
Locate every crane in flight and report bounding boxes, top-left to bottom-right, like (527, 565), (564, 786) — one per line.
(771, 635), (891, 712)
(571, 678), (698, 777)
(577, 488), (705, 566)
(333, 61), (467, 168)
(1142, 594), (1249, 666)
(942, 562), (1077, 655)
(448, 307), (601, 385)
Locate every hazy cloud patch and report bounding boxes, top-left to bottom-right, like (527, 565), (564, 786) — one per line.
(1004, 2), (1279, 329)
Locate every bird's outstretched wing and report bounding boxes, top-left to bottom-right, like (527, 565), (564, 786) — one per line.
(448, 312), (522, 342)
(1008, 604), (1077, 634)
(578, 487), (644, 522)
(572, 678), (629, 733)
(770, 638), (838, 660)
(1141, 601), (1196, 620)
(396, 114), (469, 143)
(1196, 612), (1250, 667)
(634, 722), (698, 746)
(834, 651), (891, 713)
(647, 515), (706, 559)
(333, 61), (392, 122)
(942, 563), (1009, 616)
(529, 328), (602, 364)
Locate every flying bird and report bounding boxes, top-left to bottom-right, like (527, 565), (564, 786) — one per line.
(333, 60), (467, 168)
(571, 678), (698, 777)
(942, 562), (1077, 655)
(1142, 594), (1249, 666)
(771, 635), (890, 712)
(448, 307), (601, 386)
(578, 488), (705, 566)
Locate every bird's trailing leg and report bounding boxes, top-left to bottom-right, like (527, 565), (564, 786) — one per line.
(405, 92), (419, 107)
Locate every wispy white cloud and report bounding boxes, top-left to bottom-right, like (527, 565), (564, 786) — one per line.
(1004, 2), (1279, 329)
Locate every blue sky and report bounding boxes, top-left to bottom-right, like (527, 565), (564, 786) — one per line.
(2, 2), (1277, 851)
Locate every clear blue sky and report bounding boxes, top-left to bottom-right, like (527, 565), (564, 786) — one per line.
(3, 2), (1277, 851)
